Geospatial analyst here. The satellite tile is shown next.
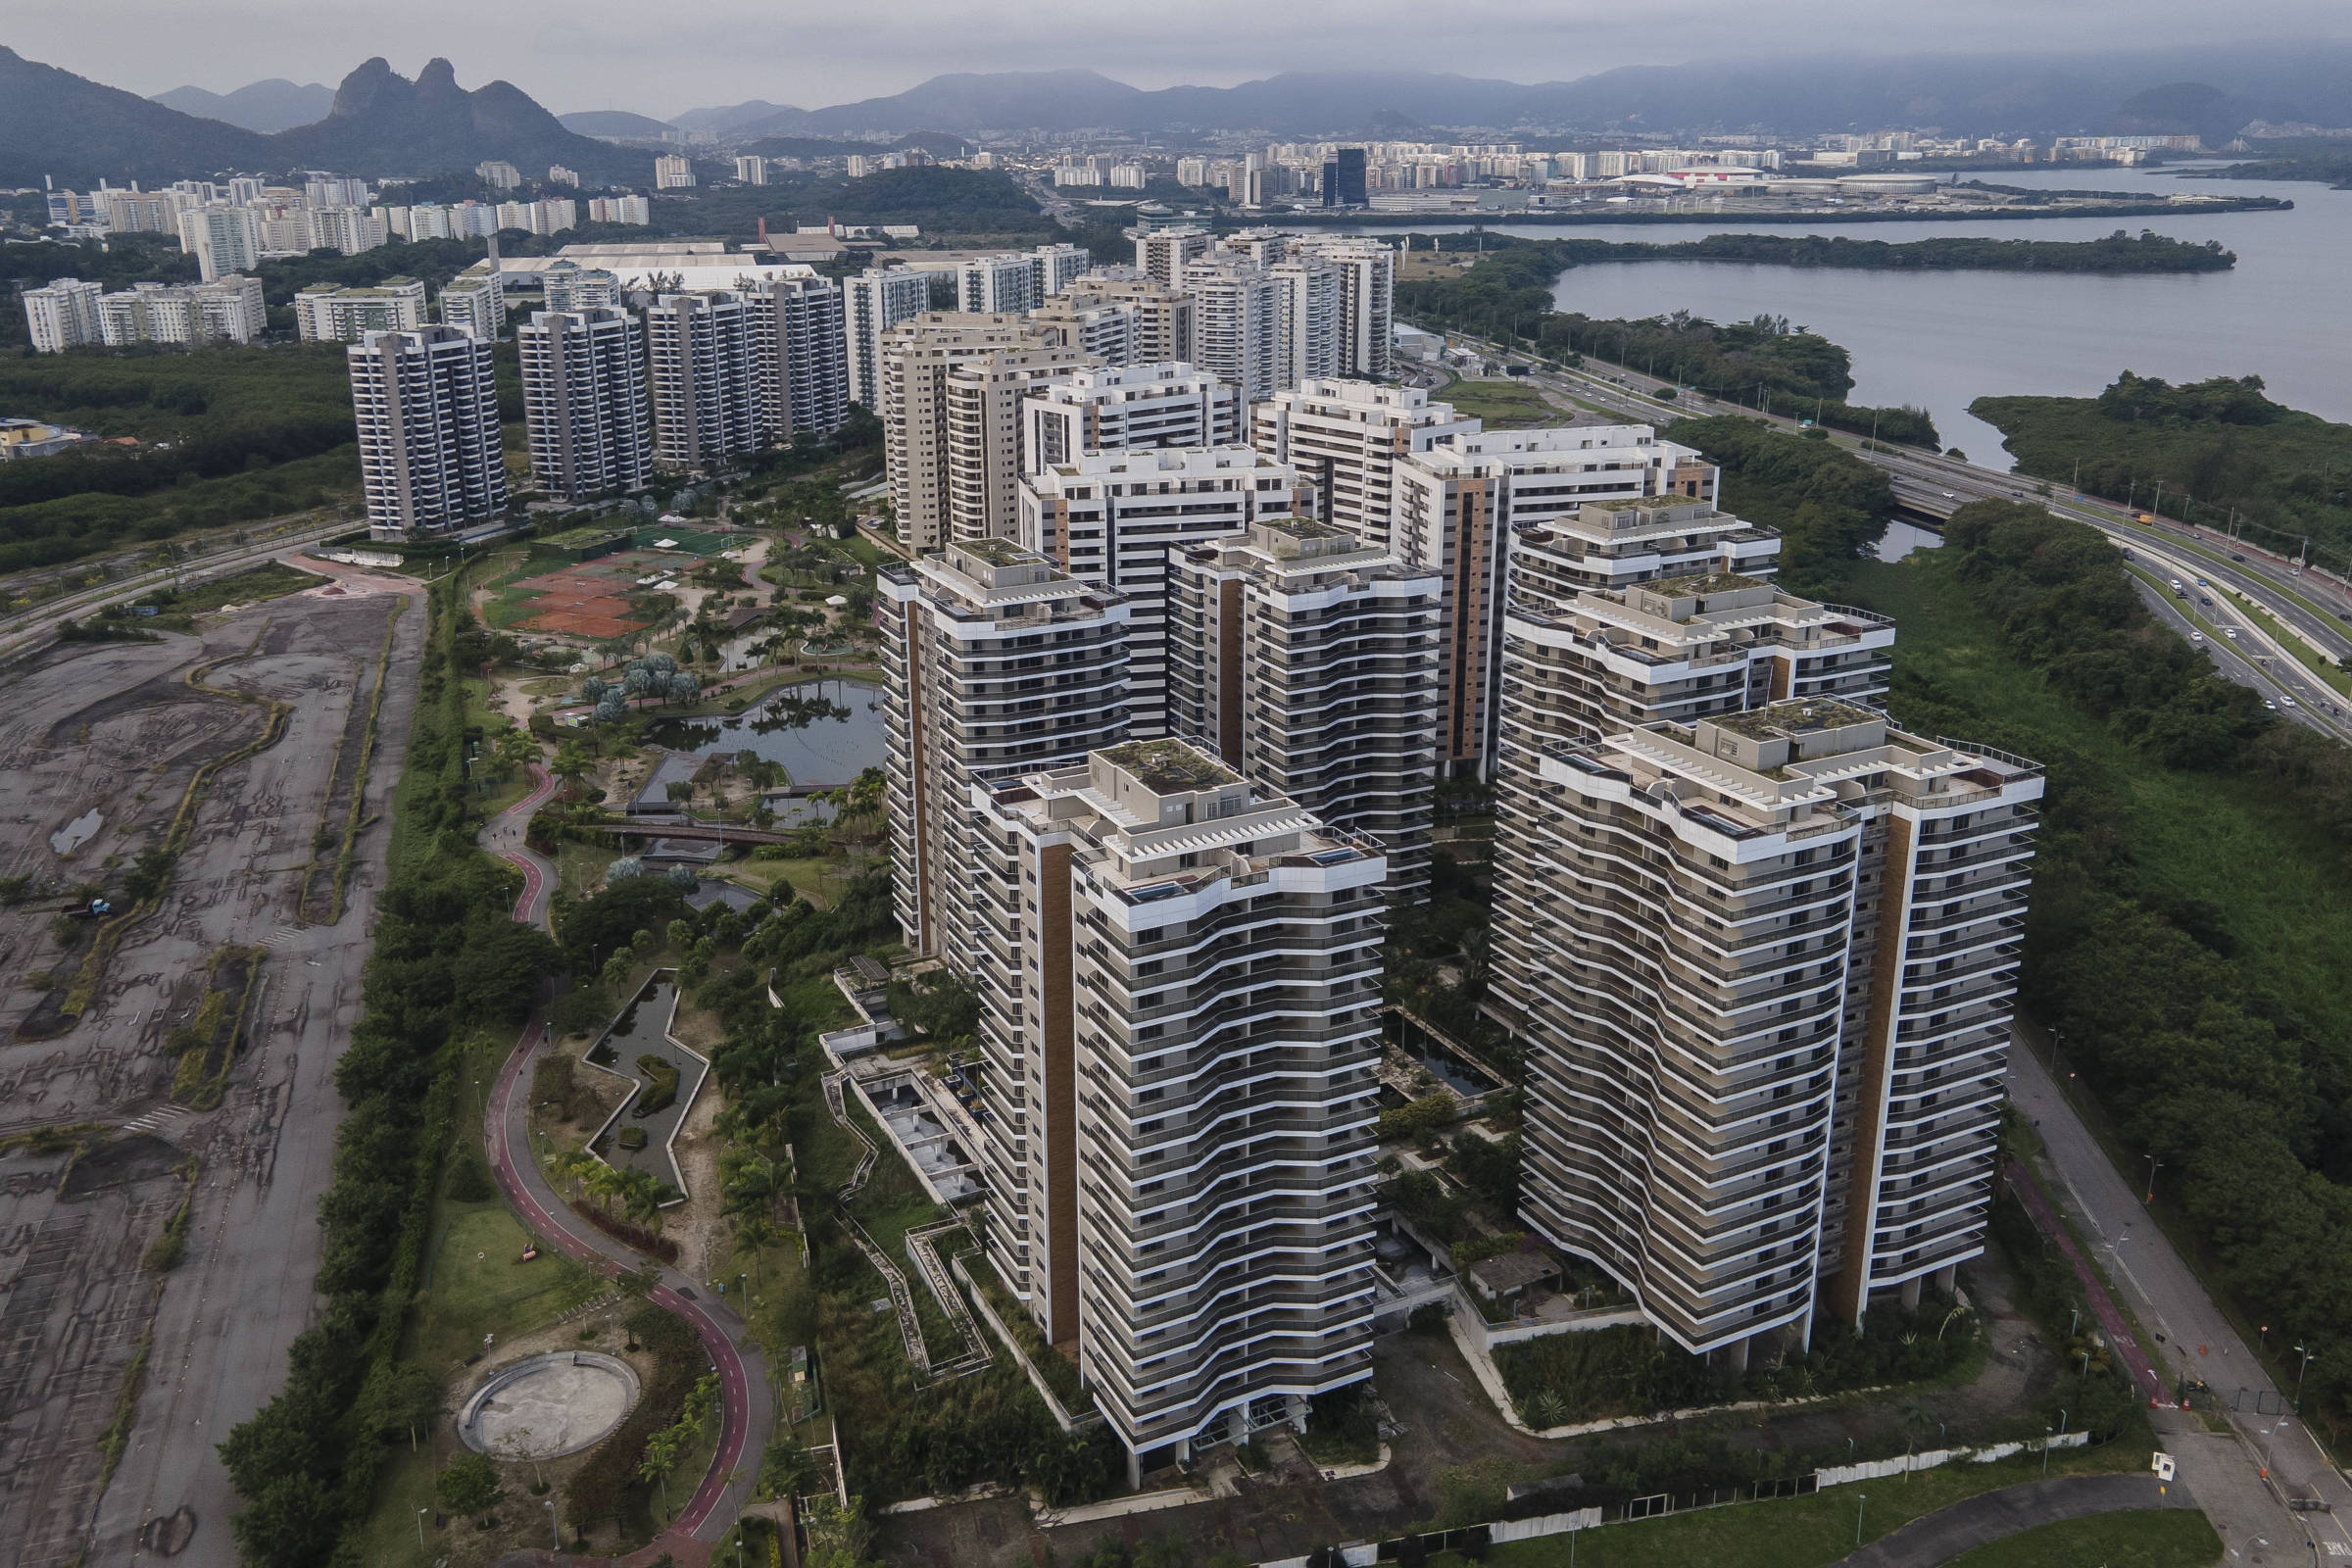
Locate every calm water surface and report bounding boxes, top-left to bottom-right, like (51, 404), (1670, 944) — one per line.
(1351, 167), (2352, 463)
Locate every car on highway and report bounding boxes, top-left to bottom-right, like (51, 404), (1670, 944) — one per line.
(2230, 553), (2247, 562)
(2200, 595), (2214, 606)
(1940, 490), (1957, 500)
(2191, 631), (2206, 643)
(2284, 696), (2298, 708)
(2196, 577), (2209, 587)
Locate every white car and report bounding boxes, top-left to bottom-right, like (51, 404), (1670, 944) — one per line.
(2266, 700), (2278, 710)
(1940, 490), (1958, 500)
(2191, 631), (2207, 643)
(2283, 696), (2298, 708)
(2224, 628), (2239, 639)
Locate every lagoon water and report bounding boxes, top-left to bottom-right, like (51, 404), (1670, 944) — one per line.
(1348, 167), (2352, 464)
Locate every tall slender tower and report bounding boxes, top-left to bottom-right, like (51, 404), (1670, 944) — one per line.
(347, 325), (507, 538)
(517, 307), (651, 502)
(971, 739), (1385, 1485)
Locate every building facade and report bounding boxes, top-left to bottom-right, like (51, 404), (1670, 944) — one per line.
(878, 540), (1133, 964)
(646, 290), (762, 467)
(296, 278), (430, 342)
(437, 264), (506, 340)
(518, 306), (652, 501)
(1166, 519), (1442, 892)
(881, 313), (1087, 551)
(1250, 380), (1479, 550)
(24, 277), (108, 352)
(844, 267), (932, 410)
(1018, 447), (1302, 736)
(969, 738), (1384, 1482)
(1021, 364), (1240, 470)
(347, 325), (508, 538)
(1391, 424), (1718, 775)
(749, 273), (850, 440)
(1487, 698), (2041, 1364)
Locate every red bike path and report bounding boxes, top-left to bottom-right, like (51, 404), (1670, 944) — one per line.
(478, 765), (774, 1567)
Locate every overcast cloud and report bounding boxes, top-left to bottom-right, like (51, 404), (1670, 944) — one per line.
(10, 0), (2349, 119)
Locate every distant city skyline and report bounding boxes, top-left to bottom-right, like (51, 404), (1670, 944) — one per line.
(13, 1), (2349, 123)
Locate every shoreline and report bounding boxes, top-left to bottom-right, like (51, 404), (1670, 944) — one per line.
(1243, 195), (2295, 230)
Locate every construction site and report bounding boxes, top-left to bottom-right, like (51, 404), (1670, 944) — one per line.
(0, 567), (423, 1568)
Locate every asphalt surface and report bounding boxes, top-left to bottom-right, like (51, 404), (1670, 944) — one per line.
(1830, 1475), (2189, 1568)
(2007, 1041), (2352, 1558)
(478, 773), (773, 1561)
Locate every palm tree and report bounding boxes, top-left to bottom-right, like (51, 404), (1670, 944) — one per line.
(736, 1215), (777, 1286)
(582, 1160), (624, 1215)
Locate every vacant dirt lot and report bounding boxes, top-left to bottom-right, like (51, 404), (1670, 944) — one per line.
(0, 576), (422, 1568)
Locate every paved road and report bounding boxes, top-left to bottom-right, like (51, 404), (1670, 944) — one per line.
(2007, 1041), (2352, 1555)
(1435, 327), (2352, 720)
(1830, 1475), (2190, 1568)
(475, 770), (772, 1563)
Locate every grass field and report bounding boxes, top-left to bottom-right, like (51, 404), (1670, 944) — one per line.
(1942, 1509), (2220, 1568)
(1434, 1437), (2153, 1568)
(1442, 377), (1563, 428)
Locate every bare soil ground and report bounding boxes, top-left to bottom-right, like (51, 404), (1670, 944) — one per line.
(0, 579), (424, 1568)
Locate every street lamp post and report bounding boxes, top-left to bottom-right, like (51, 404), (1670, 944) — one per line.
(1857, 1493), (1868, 1546)
(416, 1507), (429, 1547)
(2145, 1154), (2162, 1204)
(2042, 1427), (2055, 1479)
(2294, 1343), (2316, 1413)
(546, 1498), (560, 1550)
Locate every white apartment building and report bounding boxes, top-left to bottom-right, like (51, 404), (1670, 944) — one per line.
(878, 539), (1133, 962)
(1291, 239), (1395, 380)
(1179, 257), (1280, 405)
(881, 313), (1088, 551)
(102, 190), (178, 235)
(749, 274), (850, 441)
(518, 306), (652, 501)
(734, 155), (770, 184)
(646, 290), (762, 467)
(476, 160), (523, 190)
(309, 205), (388, 256)
(969, 738), (1383, 1483)
(549, 165), (581, 187)
(655, 155), (697, 189)
(540, 262), (621, 313)
(178, 205), (262, 282)
(587, 195), (653, 225)
(296, 278), (430, 342)
(1267, 256), (1344, 389)
(347, 325), (508, 538)
(1250, 380), (1480, 550)
(1018, 447), (1302, 736)
(1136, 227), (1212, 288)
(1391, 425), (1718, 774)
(1057, 273), (1196, 366)
(1037, 242), (1091, 297)
(960, 252), (1042, 316)
(93, 276), (266, 348)
(1489, 698), (2041, 1364)
(1166, 519), (1442, 891)
(24, 278), (106, 353)
(1021, 364), (1240, 470)
(438, 264), (506, 340)
(1026, 292), (1142, 368)
(844, 268), (931, 410)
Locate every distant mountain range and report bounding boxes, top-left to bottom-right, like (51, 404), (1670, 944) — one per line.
(151, 78), (334, 133)
(18, 44), (2352, 192)
(0, 49), (662, 187)
(559, 109), (679, 141)
(658, 50), (2352, 141)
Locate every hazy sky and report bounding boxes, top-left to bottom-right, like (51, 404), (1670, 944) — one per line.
(10, 1), (2347, 119)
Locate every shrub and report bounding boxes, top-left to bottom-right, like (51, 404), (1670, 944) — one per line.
(565, 1305), (701, 1530)
(617, 1126), (648, 1152)
(632, 1054), (680, 1116)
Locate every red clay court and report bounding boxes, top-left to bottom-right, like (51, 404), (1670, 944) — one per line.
(495, 553), (693, 640)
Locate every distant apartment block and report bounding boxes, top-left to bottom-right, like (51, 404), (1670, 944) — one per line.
(654, 154), (697, 189)
(844, 268), (931, 410)
(880, 313), (1087, 551)
(476, 160), (524, 190)
(1250, 380), (1479, 550)
(296, 278), (429, 342)
(348, 325), (508, 538)
(438, 264), (506, 340)
(518, 306), (651, 501)
(23, 277), (105, 353)
(1021, 364), (1239, 470)
(94, 276), (266, 348)
(646, 290), (761, 467)
(749, 273), (850, 440)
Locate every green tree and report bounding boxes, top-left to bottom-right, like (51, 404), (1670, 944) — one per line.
(436, 1449), (503, 1522)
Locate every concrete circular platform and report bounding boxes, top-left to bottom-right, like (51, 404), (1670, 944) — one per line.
(459, 1351), (641, 1459)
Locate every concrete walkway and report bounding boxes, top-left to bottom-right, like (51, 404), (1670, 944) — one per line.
(1829, 1475), (2191, 1568)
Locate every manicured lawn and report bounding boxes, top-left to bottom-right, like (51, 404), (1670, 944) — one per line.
(408, 1200), (599, 1376)
(1443, 1439), (2152, 1568)
(1942, 1509), (2220, 1568)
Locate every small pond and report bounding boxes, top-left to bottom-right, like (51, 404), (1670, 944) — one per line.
(1874, 519), (1944, 564)
(640, 677), (887, 790)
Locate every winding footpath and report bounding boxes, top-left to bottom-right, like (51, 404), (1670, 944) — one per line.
(478, 765), (775, 1567)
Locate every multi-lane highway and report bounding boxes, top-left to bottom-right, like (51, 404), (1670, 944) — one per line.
(1432, 327), (2352, 743)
